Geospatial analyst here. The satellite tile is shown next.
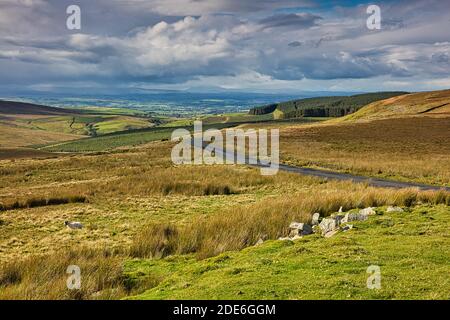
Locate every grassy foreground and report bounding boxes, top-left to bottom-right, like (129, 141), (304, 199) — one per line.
(126, 204), (450, 300)
(0, 94), (449, 300)
(1, 135), (448, 299)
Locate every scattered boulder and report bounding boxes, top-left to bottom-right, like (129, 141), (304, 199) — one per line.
(341, 224), (353, 232)
(289, 222), (303, 230)
(319, 207), (374, 237)
(280, 207), (376, 241)
(278, 221), (315, 241)
(324, 229), (339, 238)
(342, 212), (368, 223)
(289, 222), (313, 236)
(65, 221), (83, 229)
(311, 213), (320, 226)
(319, 218), (338, 235)
(255, 238), (264, 246)
(338, 207), (375, 224)
(359, 207), (376, 216)
(386, 206), (404, 213)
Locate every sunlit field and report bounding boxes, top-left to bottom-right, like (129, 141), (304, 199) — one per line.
(1, 134), (449, 299)
(279, 116), (450, 186)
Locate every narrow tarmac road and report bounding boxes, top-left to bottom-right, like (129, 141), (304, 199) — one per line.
(196, 142), (450, 191)
(274, 163), (449, 191)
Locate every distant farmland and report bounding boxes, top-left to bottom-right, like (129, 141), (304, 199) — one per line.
(42, 123), (240, 152)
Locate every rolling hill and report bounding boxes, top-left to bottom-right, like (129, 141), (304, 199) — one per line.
(339, 89), (450, 121)
(249, 92), (408, 119)
(0, 100), (155, 148)
(0, 100), (77, 115)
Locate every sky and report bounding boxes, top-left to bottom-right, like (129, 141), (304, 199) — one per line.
(1, 0), (450, 94)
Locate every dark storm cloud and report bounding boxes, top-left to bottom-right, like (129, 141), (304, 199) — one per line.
(288, 41), (303, 47)
(128, 0), (314, 15)
(259, 13), (322, 29)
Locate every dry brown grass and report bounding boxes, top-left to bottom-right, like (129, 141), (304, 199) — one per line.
(0, 195), (87, 212)
(130, 186), (450, 260)
(0, 122), (82, 148)
(0, 148), (59, 160)
(340, 89), (450, 121)
(0, 138), (324, 211)
(0, 141), (313, 264)
(1, 123), (449, 299)
(0, 246), (134, 300)
(280, 116), (450, 185)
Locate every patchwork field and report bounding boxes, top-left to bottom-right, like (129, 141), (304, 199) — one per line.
(41, 122), (240, 152)
(0, 100), (156, 148)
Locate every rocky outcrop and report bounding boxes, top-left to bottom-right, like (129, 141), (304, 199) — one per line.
(318, 218), (338, 236)
(275, 205), (407, 243)
(289, 222), (313, 237)
(279, 207), (379, 241)
(311, 213), (320, 226)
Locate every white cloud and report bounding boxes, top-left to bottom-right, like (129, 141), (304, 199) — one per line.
(0, 0), (450, 92)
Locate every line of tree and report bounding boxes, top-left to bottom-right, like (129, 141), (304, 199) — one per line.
(249, 92), (408, 118)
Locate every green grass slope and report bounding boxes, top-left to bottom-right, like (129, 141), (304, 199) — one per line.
(0, 100), (157, 148)
(125, 204), (450, 300)
(41, 122), (239, 152)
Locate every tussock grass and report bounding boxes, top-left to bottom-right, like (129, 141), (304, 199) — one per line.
(1, 137), (449, 299)
(1, 186), (448, 299)
(103, 166), (240, 196)
(0, 143), (298, 203)
(0, 247), (134, 300)
(0, 195), (87, 212)
(130, 188), (450, 260)
(127, 204), (450, 300)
